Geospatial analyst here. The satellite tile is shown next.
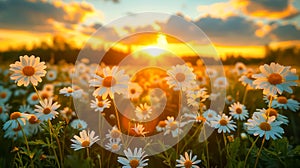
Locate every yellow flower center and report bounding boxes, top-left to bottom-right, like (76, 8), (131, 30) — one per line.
(102, 76), (116, 87)
(22, 66), (35, 76)
(110, 129), (121, 139)
(235, 107), (242, 114)
(218, 80), (224, 85)
(10, 112), (21, 120)
(43, 107), (51, 114)
(28, 115), (40, 124)
(169, 121), (178, 130)
(268, 73), (283, 85)
(184, 160), (193, 168)
(129, 159), (139, 168)
(31, 94), (38, 101)
(197, 76), (203, 81)
(142, 109), (148, 115)
(219, 119), (228, 126)
(130, 89), (136, 94)
(0, 92), (7, 99)
(158, 121), (167, 127)
(266, 108), (278, 118)
(97, 101), (104, 107)
(111, 144), (119, 151)
(41, 92), (49, 100)
(207, 114), (213, 118)
(67, 88), (73, 93)
(81, 140), (90, 147)
(238, 66), (244, 70)
(175, 73), (186, 82)
(277, 96), (288, 104)
(259, 122), (271, 131)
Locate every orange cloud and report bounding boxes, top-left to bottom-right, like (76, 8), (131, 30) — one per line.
(197, 2), (238, 19)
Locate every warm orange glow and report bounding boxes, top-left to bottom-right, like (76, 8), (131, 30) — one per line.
(143, 34), (169, 57)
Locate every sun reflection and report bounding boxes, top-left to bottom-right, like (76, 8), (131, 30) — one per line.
(143, 33), (168, 57)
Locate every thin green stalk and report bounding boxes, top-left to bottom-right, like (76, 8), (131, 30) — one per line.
(48, 120), (61, 168)
(32, 85), (44, 103)
(18, 121), (34, 168)
(254, 136), (265, 168)
(203, 124), (210, 168)
(86, 147), (90, 158)
(244, 136), (259, 168)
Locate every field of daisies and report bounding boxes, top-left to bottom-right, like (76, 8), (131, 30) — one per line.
(1, 55), (300, 168)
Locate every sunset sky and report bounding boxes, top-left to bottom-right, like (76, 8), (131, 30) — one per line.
(1, 0), (300, 58)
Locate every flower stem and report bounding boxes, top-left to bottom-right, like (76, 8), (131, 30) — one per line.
(244, 136), (259, 168)
(18, 121), (34, 168)
(48, 120), (61, 168)
(86, 147), (90, 158)
(203, 124), (210, 168)
(254, 136), (265, 168)
(32, 85), (44, 103)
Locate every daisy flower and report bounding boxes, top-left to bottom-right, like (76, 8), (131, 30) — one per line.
(176, 151), (201, 168)
(272, 96), (300, 112)
(213, 77), (228, 89)
(165, 64), (196, 91)
(206, 68), (217, 78)
(132, 123), (149, 137)
(46, 69), (57, 81)
(19, 104), (35, 114)
(26, 114), (41, 135)
(263, 94), (277, 105)
(27, 92), (40, 105)
(106, 125), (122, 140)
(3, 112), (27, 131)
(128, 82), (143, 100)
(164, 116), (184, 138)
(245, 113), (284, 140)
(0, 103), (9, 122)
(70, 119), (87, 130)
(59, 86), (83, 97)
(89, 66), (129, 99)
(71, 130), (100, 151)
(156, 120), (167, 132)
(225, 95), (235, 105)
(4, 122), (30, 140)
(38, 89), (53, 100)
(229, 102), (249, 120)
(210, 114), (236, 134)
(253, 62), (298, 96)
(60, 107), (76, 122)
(43, 84), (55, 93)
(9, 55), (47, 86)
(238, 69), (256, 88)
(183, 113), (207, 124)
(135, 103), (152, 121)
(117, 148), (148, 168)
(255, 108), (289, 125)
(186, 88), (209, 108)
(35, 98), (61, 121)
(202, 109), (217, 122)
(235, 62), (247, 75)
(0, 86), (12, 103)
(105, 138), (122, 152)
(90, 98), (111, 112)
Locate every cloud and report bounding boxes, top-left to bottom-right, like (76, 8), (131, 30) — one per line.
(193, 15), (271, 46)
(268, 24), (300, 41)
(233, 0), (299, 19)
(197, 2), (238, 19)
(0, 0), (97, 32)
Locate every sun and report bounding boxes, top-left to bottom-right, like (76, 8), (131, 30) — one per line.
(143, 33), (168, 57)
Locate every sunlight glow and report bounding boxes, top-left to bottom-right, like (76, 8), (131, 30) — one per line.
(143, 33), (168, 57)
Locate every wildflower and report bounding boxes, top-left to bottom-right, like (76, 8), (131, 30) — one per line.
(0, 103), (9, 122)
(128, 82), (143, 100)
(26, 114), (41, 135)
(70, 119), (87, 130)
(27, 92), (40, 105)
(225, 95), (235, 105)
(156, 120), (167, 132)
(229, 102), (249, 120)
(239, 68), (256, 88)
(255, 108), (289, 125)
(59, 86), (83, 98)
(90, 98), (111, 112)
(46, 69), (57, 81)
(3, 112), (27, 131)
(35, 98), (60, 121)
(43, 84), (55, 93)
(60, 107), (76, 122)
(0, 86), (12, 103)
(272, 96), (300, 112)
(235, 62), (247, 75)
(135, 103), (152, 121)
(132, 123), (149, 137)
(9, 55), (47, 86)
(263, 94), (277, 105)
(106, 125), (122, 140)
(213, 77), (228, 89)
(117, 148), (148, 168)
(245, 113), (284, 140)
(210, 114), (236, 133)
(19, 104), (35, 114)
(164, 116), (184, 138)
(186, 88), (209, 108)
(176, 151), (201, 168)
(202, 109), (217, 122)
(4, 122), (30, 140)
(89, 66), (129, 99)
(38, 89), (53, 100)
(253, 63), (298, 96)
(183, 113), (207, 124)
(206, 68), (218, 78)
(71, 130), (100, 151)
(165, 64), (196, 91)
(105, 138), (122, 152)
